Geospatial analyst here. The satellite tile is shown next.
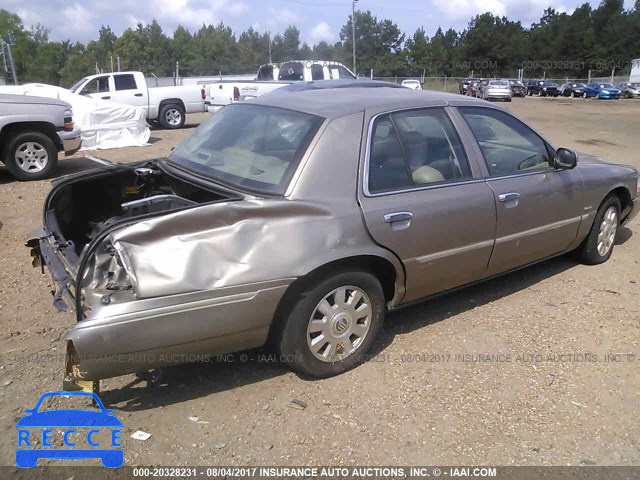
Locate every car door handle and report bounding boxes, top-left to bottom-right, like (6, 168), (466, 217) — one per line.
(101, 96), (111, 100)
(498, 192), (520, 202)
(384, 212), (414, 223)
(134, 93), (143, 97)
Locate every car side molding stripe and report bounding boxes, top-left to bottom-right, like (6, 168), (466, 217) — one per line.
(495, 216), (583, 245)
(416, 239), (494, 264)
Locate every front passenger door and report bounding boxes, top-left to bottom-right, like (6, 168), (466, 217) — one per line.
(457, 106), (584, 276)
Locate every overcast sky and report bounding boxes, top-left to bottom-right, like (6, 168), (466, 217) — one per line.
(3, 0), (637, 45)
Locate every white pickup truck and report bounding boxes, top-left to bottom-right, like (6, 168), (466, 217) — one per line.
(206, 60), (357, 110)
(70, 71), (207, 129)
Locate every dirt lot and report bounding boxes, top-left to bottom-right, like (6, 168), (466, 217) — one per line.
(0, 97), (639, 468)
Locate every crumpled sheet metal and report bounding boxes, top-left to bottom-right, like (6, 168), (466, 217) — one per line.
(108, 198), (402, 300)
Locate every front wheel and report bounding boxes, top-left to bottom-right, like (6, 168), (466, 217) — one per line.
(278, 271), (385, 378)
(3, 132), (58, 181)
(158, 103), (185, 129)
(577, 196), (621, 265)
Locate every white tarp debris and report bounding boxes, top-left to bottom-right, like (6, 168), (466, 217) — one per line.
(0, 83), (150, 150)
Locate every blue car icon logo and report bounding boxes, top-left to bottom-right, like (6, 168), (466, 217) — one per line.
(16, 391), (123, 468)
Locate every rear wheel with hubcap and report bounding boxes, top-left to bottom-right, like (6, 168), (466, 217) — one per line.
(577, 196), (621, 265)
(158, 103), (185, 129)
(278, 271), (385, 378)
(3, 132), (58, 181)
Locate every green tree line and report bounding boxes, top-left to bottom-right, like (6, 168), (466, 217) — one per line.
(1, 0), (639, 87)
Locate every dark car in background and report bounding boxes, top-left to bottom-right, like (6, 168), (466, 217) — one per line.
(616, 82), (640, 98)
(507, 79), (526, 97)
(459, 77), (479, 95)
(526, 79), (559, 96)
(559, 82), (586, 97)
(466, 80), (483, 98)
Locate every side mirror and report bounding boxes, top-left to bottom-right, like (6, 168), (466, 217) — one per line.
(80, 88), (90, 96)
(555, 148), (577, 169)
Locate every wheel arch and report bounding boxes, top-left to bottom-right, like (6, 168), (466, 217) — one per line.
(266, 254), (401, 347)
(158, 98), (186, 113)
(607, 185), (632, 216)
(0, 122), (62, 155)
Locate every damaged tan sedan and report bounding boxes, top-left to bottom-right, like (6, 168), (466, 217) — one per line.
(28, 83), (639, 390)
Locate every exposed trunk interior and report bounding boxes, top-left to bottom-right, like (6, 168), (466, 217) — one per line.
(46, 162), (234, 258)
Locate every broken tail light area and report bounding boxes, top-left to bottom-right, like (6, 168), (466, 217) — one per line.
(79, 239), (138, 317)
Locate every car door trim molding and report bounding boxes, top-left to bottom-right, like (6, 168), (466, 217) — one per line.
(495, 215), (585, 245)
(415, 239), (495, 264)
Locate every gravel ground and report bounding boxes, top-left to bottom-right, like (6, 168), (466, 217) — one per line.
(0, 97), (638, 467)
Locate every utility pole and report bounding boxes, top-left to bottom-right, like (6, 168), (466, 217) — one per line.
(268, 32), (272, 64)
(352, 0), (358, 75)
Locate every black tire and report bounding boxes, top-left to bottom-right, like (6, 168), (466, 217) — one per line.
(3, 131), (58, 181)
(158, 103), (185, 129)
(506, 97), (512, 102)
(577, 195), (621, 265)
(278, 271), (385, 378)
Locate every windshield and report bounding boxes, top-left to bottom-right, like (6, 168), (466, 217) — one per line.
(489, 80), (508, 86)
(600, 83), (615, 89)
(69, 77), (88, 93)
(169, 104), (324, 195)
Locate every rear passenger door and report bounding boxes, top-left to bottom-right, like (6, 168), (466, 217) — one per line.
(358, 107), (497, 303)
(109, 73), (148, 110)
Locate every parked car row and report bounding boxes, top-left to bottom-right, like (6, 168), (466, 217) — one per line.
(461, 77), (640, 101)
(464, 78), (525, 101)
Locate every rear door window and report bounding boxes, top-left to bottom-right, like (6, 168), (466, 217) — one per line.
(368, 108), (472, 194)
(114, 74), (138, 91)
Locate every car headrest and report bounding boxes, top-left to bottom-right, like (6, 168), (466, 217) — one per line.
(412, 165), (445, 184)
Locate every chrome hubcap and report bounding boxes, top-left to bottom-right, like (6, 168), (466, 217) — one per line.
(307, 285), (372, 362)
(165, 109), (182, 126)
(15, 142), (48, 173)
(597, 206), (618, 256)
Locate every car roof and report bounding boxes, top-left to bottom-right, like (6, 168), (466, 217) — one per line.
(251, 83), (485, 118)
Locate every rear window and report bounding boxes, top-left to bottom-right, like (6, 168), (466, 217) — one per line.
(169, 104), (324, 195)
(114, 74), (137, 91)
(278, 62), (304, 81)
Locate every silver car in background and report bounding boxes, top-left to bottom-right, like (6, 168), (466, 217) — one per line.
(616, 82), (640, 98)
(481, 80), (513, 102)
(28, 84), (638, 390)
